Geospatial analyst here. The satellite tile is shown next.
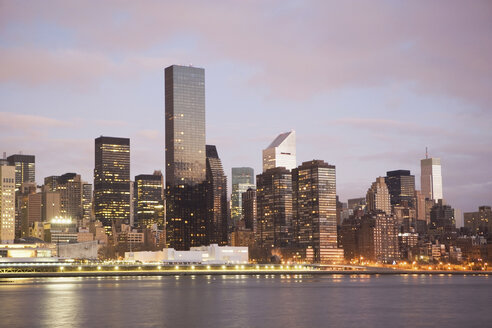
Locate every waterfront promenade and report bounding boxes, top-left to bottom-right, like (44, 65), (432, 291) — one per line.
(0, 263), (489, 278)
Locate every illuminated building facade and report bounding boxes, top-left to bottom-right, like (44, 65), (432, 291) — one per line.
(231, 167), (255, 227)
(135, 172), (164, 229)
(421, 157), (443, 201)
(205, 145), (228, 245)
(94, 136), (130, 231)
(262, 131), (296, 172)
(464, 206), (492, 235)
(165, 65), (207, 250)
(256, 167), (293, 249)
(385, 170), (415, 207)
(292, 160), (339, 263)
(82, 183), (92, 226)
(7, 154), (35, 191)
(0, 165), (16, 243)
(366, 177), (391, 215)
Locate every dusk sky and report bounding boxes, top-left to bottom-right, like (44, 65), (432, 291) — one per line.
(1, 0), (491, 212)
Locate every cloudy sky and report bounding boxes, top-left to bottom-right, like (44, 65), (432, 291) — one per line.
(1, 0), (491, 212)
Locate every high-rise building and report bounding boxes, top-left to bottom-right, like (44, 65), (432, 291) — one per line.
(421, 156), (443, 201)
(82, 183), (92, 226)
(242, 188), (256, 231)
(357, 212), (399, 263)
(58, 173), (83, 223)
(41, 189), (61, 222)
(292, 160), (340, 263)
(256, 167), (293, 249)
(231, 167), (255, 227)
(0, 165), (15, 243)
(430, 199), (455, 233)
(262, 131), (296, 172)
(165, 65), (206, 250)
(94, 136), (131, 231)
(135, 172), (164, 229)
(366, 177), (391, 215)
(385, 170), (415, 207)
(7, 154), (35, 191)
(464, 206), (492, 235)
(205, 145), (228, 245)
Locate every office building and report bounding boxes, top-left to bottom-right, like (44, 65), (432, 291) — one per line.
(94, 136), (131, 231)
(241, 188), (256, 231)
(262, 131), (296, 172)
(82, 183), (92, 226)
(421, 156), (443, 201)
(464, 206), (492, 235)
(357, 212), (399, 263)
(231, 167), (255, 227)
(292, 160), (340, 263)
(430, 199), (455, 233)
(366, 177), (391, 215)
(256, 167), (293, 249)
(7, 154), (35, 191)
(135, 172), (165, 229)
(385, 170), (415, 207)
(205, 145), (228, 245)
(165, 65), (206, 250)
(0, 165), (15, 243)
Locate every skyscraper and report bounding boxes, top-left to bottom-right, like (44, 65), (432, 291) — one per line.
(292, 160), (340, 263)
(94, 136), (130, 231)
(0, 165), (15, 243)
(256, 167), (293, 249)
(7, 154), (35, 191)
(366, 177), (392, 215)
(205, 145), (228, 245)
(242, 188), (256, 231)
(135, 172), (164, 229)
(165, 64), (206, 250)
(421, 156), (443, 201)
(262, 131), (296, 172)
(231, 167), (255, 227)
(385, 170), (415, 207)
(82, 183), (92, 226)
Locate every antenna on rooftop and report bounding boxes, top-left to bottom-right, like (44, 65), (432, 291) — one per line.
(425, 147), (428, 159)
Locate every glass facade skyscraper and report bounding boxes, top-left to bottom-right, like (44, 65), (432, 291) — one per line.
(292, 160), (339, 263)
(256, 167), (293, 249)
(231, 167), (255, 227)
(165, 65), (207, 250)
(94, 136), (130, 231)
(421, 157), (443, 201)
(205, 145), (228, 245)
(7, 154), (35, 191)
(135, 172), (164, 229)
(385, 170), (415, 207)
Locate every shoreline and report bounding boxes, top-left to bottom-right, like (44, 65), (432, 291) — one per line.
(0, 269), (489, 279)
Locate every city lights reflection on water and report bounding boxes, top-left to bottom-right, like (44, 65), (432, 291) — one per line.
(0, 274), (490, 328)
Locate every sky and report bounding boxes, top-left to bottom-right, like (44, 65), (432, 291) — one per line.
(1, 0), (491, 212)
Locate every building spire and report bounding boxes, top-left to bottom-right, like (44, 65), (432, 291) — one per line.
(425, 147), (428, 159)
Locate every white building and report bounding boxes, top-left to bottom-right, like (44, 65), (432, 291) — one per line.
(0, 165), (16, 244)
(421, 157), (443, 201)
(262, 131), (296, 172)
(125, 244), (248, 264)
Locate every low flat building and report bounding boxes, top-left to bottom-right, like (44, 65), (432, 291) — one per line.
(125, 244), (248, 264)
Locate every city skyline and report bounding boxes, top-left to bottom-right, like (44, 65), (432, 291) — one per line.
(1, 1), (492, 212)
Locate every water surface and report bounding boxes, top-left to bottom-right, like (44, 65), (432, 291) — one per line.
(0, 274), (490, 327)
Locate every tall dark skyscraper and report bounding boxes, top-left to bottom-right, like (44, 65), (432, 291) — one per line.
(256, 167), (293, 250)
(7, 154), (35, 191)
(385, 170), (415, 207)
(165, 65), (206, 250)
(231, 167), (255, 227)
(135, 172), (164, 229)
(205, 145), (228, 245)
(94, 136), (130, 231)
(292, 160), (340, 263)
